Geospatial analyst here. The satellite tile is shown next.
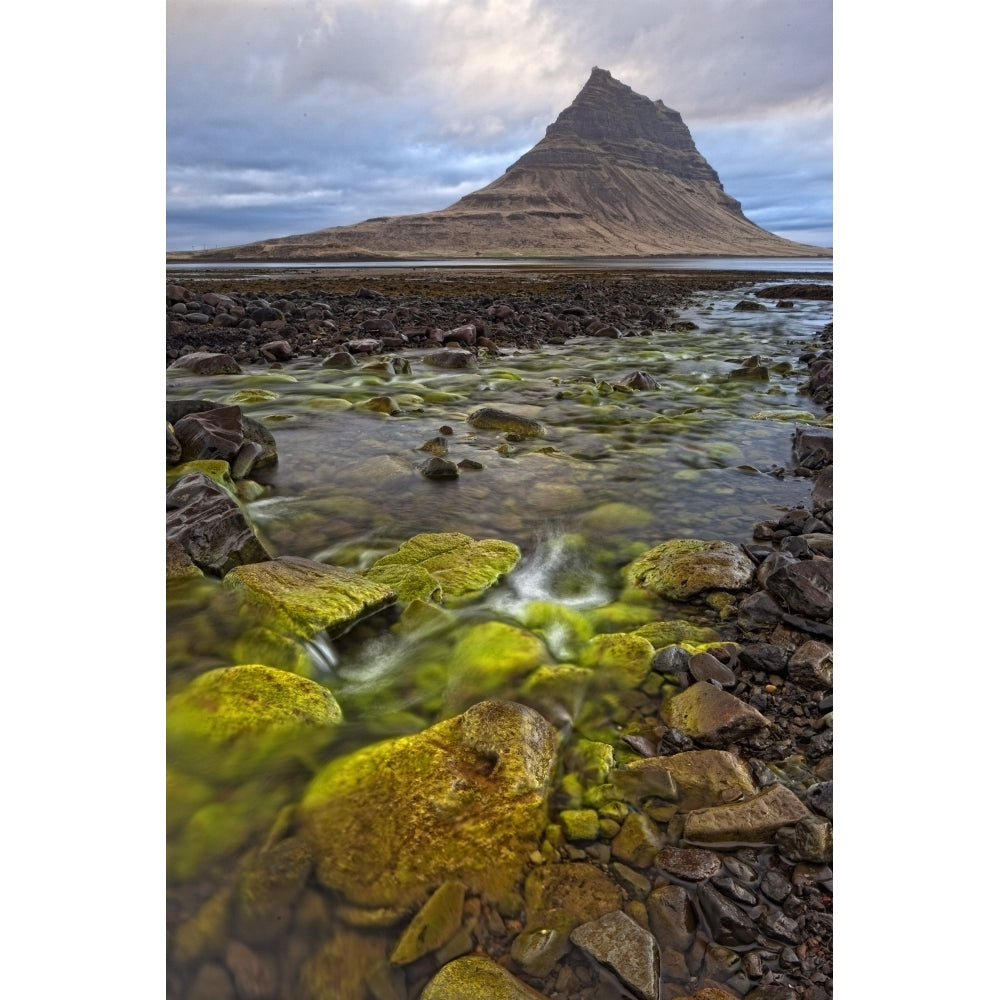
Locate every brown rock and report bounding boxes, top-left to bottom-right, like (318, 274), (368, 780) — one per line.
(661, 682), (770, 748)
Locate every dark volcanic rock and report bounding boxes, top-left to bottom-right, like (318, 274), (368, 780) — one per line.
(765, 559), (833, 621)
(169, 351), (242, 375)
(166, 472), (271, 576)
(755, 283), (833, 300)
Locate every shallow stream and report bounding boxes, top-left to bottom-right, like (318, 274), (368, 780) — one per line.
(166, 278), (832, 993)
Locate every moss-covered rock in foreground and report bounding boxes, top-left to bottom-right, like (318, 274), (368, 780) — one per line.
(296, 700), (559, 912)
(166, 663), (343, 782)
(420, 954), (550, 1000)
(623, 538), (755, 600)
(224, 555), (397, 638)
(365, 532), (520, 605)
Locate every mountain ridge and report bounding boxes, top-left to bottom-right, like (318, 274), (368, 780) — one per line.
(168, 68), (829, 261)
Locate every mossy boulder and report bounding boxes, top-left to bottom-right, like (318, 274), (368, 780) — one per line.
(631, 619), (723, 649)
(623, 539), (755, 600)
(223, 556), (397, 639)
(167, 779), (293, 882)
(580, 632), (655, 686)
(451, 621), (551, 690)
(365, 532), (520, 605)
(420, 955), (550, 1000)
(166, 664), (344, 782)
(297, 700), (559, 912)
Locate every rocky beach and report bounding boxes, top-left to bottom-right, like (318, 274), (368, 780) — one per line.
(166, 266), (833, 1000)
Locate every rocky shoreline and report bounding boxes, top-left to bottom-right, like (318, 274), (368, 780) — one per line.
(167, 269), (832, 1000)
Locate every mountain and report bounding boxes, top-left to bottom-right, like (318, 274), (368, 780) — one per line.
(169, 68), (829, 261)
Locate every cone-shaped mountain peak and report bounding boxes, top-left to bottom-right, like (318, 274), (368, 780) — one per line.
(171, 68), (828, 260)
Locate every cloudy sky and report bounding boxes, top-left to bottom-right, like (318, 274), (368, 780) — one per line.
(166, 0), (832, 251)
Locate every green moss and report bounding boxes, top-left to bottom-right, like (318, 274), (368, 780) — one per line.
(389, 880), (466, 965)
(226, 389), (279, 404)
(631, 619), (723, 648)
(167, 780), (293, 882)
(224, 556), (398, 639)
(559, 808), (600, 841)
(297, 701), (559, 911)
(166, 664), (343, 782)
(623, 538), (755, 600)
(232, 627), (315, 676)
(366, 532), (520, 605)
(579, 633), (655, 686)
(167, 459), (237, 493)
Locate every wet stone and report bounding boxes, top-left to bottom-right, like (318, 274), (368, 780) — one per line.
(661, 681), (770, 748)
(654, 846), (722, 881)
(804, 781), (833, 819)
(704, 943), (742, 980)
(569, 909), (660, 1000)
(523, 862), (623, 928)
(652, 645), (691, 674)
(647, 884), (697, 953)
(760, 871), (792, 903)
(683, 784), (810, 844)
(787, 641), (833, 690)
(722, 856), (759, 883)
(188, 963), (235, 1000)
(224, 940), (276, 1000)
(711, 875), (758, 906)
(390, 879), (466, 965)
(689, 651), (737, 687)
(419, 456), (460, 479)
(610, 810), (663, 867)
(697, 883), (759, 946)
(760, 909), (803, 945)
(420, 954), (549, 999)
(775, 816), (833, 863)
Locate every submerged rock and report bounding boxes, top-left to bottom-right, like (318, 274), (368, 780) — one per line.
(619, 369), (661, 390)
(418, 456), (459, 478)
(389, 880), (466, 965)
(223, 555), (397, 639)
(624, 539), (755, 600)
(466, 407), (546, 437)
(166, 664), (343, 783)
(297, 700), (559, 911)
(366, 532), (520, 605)
(523, 861), (624, 927)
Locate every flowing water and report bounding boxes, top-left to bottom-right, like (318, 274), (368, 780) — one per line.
(166, 277), (832, 993)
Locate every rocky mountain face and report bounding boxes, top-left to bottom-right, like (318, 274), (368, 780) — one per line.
(174, 68), (827, 260)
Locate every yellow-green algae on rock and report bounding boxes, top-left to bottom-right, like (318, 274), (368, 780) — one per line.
(296, 700), (559, 911)
(365, 532), (520, 605)
(623, 538), (755, 600)
(420, 954), (550, 1000)
(166, 663), (344, 783)
(579, 632), (655, 687)
(223, 555), (397, 638)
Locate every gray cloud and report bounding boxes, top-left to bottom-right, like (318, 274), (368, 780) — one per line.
(167, 0), (832, 250)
